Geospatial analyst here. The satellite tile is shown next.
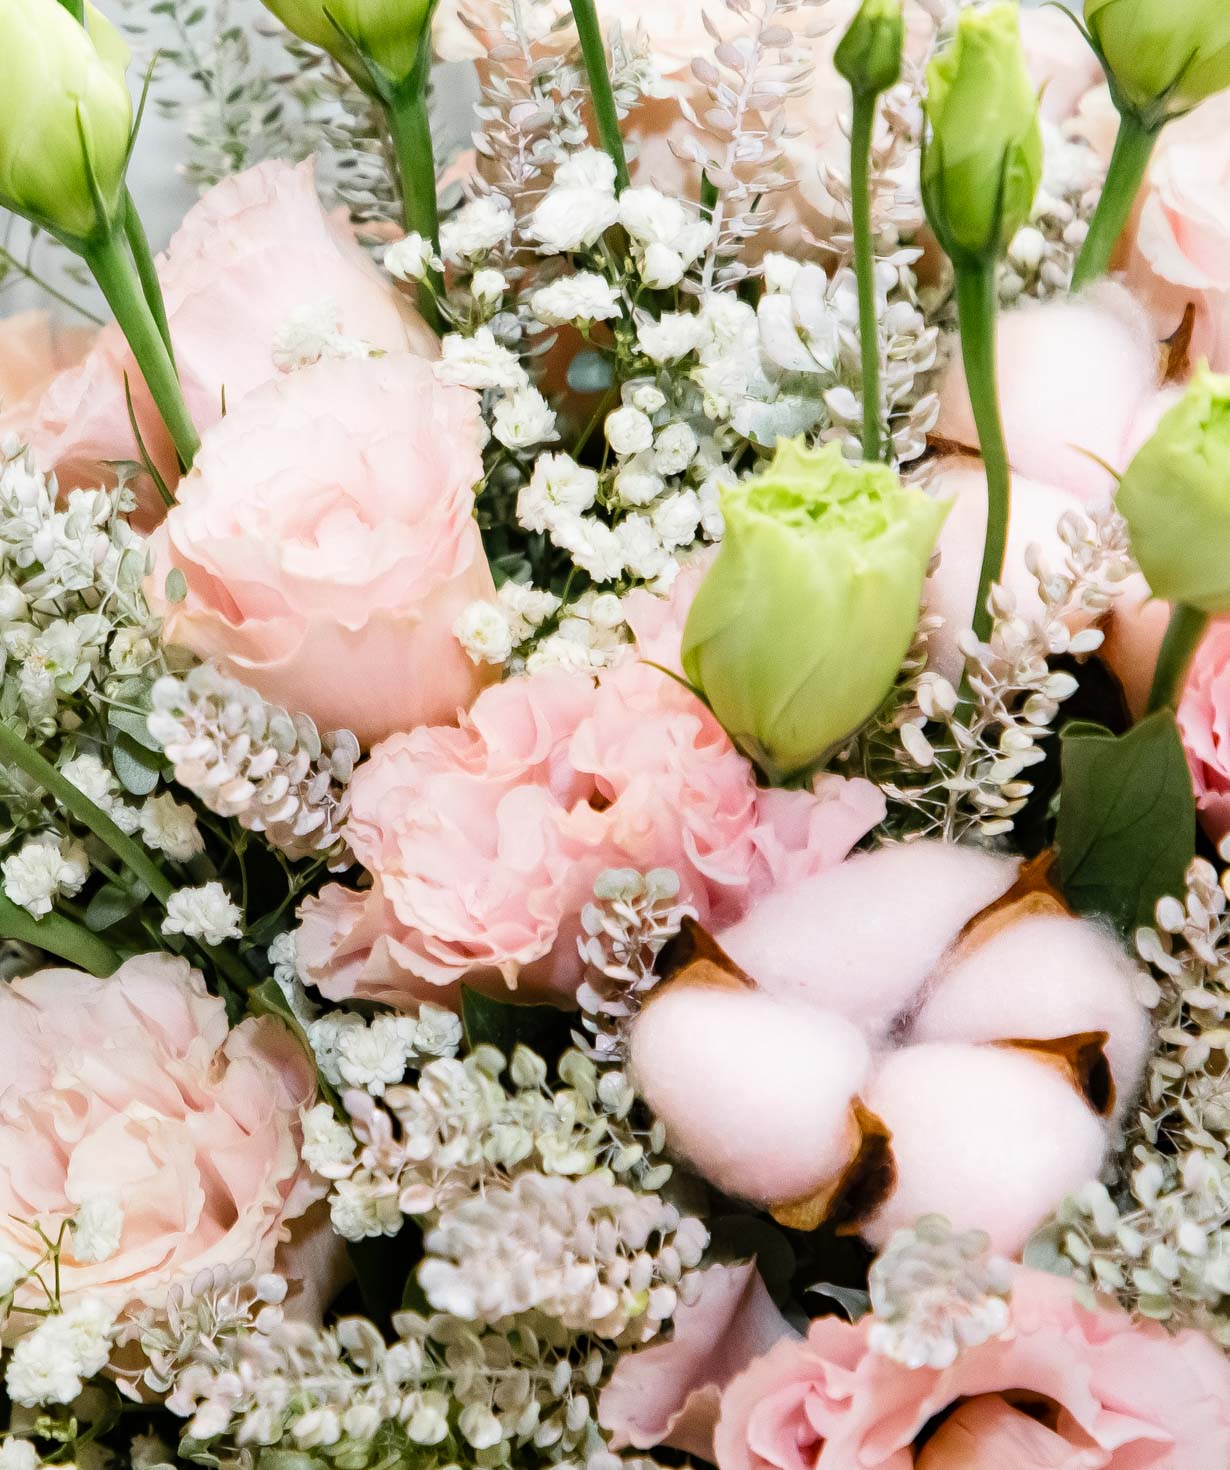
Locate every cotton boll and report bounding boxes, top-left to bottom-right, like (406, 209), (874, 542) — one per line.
(630, 987), (872, 1207)
(923, 458), (1088, 687)
(716, 843), (1019, 1042)
(862, 1043), (1108, 1256)
(913, 913), (1152, 1108)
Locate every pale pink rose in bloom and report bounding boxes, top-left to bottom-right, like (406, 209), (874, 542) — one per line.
(301, 661), (884, 1008)
(1175, 618), (1230, 847)
(715, 1268), (1230, 1470)
(0, 955), (327, 1332)
(146, 354), (495, 745)
(0, 310), (94, 445)
(600, 1261), (796, 1461)
(28, 160), (436, 526)
(1018, 7), (1104, 124)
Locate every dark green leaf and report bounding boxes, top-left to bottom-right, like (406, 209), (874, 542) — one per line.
(111, 731), (161, 796)
(1056, 709), (1196, 934)
(460, 985), (572, 1061)
(84, 881), (145, 931)
(347, 1223), (424, 1332)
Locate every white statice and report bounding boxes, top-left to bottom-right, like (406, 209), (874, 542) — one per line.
(491, 386), (559, 450)
(140, 792), (204, 862)
(0, 1440), (38, 1470)
(383, 232), (443, 282)
(271, 301), (372, 372)
(604, 406), (654, 457)
(60, 753), (139, 834)
(440, 195), (515, 262)
(161, 882), (242, 947)
(516, 454), (599, 536)
(470, 268), (507, 306)
(70, 1194), (125, 1264)
(652, 423), (698, 477)
(530, 272), (622, 327)
(435, 327), (527, 392)
(5, 1299), (116, 1407)
(1, 834), (88, 918)
(454, 601), (515, 666)
(527, 150), (620, 253)
(301, 1103), (359, 1179)
(637, 311), (701, 364)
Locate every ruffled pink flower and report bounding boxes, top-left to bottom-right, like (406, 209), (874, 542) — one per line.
(300, 659), (885, 1009)
(28, 159), (435, 526)
(714, 1268), (1230, 1470)
(0, 310), (93, 446)
(146, 353), (496, 745)
(1177, 618), (1230, 846)
(0, 955), (327, 1331)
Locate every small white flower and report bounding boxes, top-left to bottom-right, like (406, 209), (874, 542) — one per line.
(2, 834), (88, 918)
(636, 311), (701, 364)
(615, 514), (668, 580)
(531, 272), (622, 326)
(525, 634), (600, 675)
(435, 327), (527, 392)
(70, 1194), (124, 1264)
(696, 292), (760, 359)
(639, 242), (687, 289)
(454, 602), (515, 665)
(630, 384), (666, 415)
(653, 422), (698, 476)
(140, 792), (204, 862)
(384, 232), (443, 282)
(5, 1300), (115, 1408)
(414, 1003), (463, 1056)
(0, 1251), (21, 1298)
(271, 301), (371, 372)
(613, 456), (665, 507)
(556, 150), (618, 192)
(440, 196), (515, 261)
(161, 882), (242, 947)
(618, 186), (688, 245)
(307, 1011), (366, 1087)
(329, 1175), (403, 1241)
(0, 1439), (38, 1470)
(605, 406), (654, 456)
(762, 252), (804, 293)
(61, 754), (140, 834)
(529, 189), (620, 253)
(516, 453), (599, 534)
(652, 489), (703, 549)
(470, 267), (507, 305)
(491, 386), (559, 450)
(498, 580), (561, 630)
(555, 517), (625, 584)
(337, 1014), (417, 1095)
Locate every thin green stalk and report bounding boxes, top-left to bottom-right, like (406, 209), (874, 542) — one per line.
(0, 892), (119, 976)
(123, 189), (174, 362)
(1148, 604), (1210, 714)
(569, 0), (630, 192)
(83, 230), (200, 470)
(955, 257), (1010, 645)
(386, 85), (444, 333)
(849, 89), (884, 463)
(1072, 110), (1158, 290)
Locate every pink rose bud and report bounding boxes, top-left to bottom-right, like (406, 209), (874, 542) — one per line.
(630, 986), (872, 1208)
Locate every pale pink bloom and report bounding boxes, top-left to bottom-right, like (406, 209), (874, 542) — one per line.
(600, 1262), (796, 1462)
(0, 955), (327, 1332)
(1176, 618), (1230, 847)
(28, 160), (436, 526)
(1018, 7), (1104, 124)
(0, 310), (93, 446)
(715, 1268), (1230, 1470)
(146, 354), (496, 745)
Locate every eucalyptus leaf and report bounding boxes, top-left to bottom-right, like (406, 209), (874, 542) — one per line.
(84, 881), (145, 932)
(107, 704), (162, 752)
(1056, 710), (1196, 934)
(111, 731), (162, 796)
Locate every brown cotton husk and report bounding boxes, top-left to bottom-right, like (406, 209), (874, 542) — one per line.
(651, 915), (757, 997)
(994, 1031), (1115, 1119)
(949, 849), (1073, 959)
(769, 1101), (895, 1235)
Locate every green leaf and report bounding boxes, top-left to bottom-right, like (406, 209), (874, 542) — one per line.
(84, 881), (145, 932)
(1056, 709), (1196, 934)
(110, 731), (161, 796)
(347, 1224), (424, 1333)
(459, 985), (572, 1061)
(107, 704), (161, 752)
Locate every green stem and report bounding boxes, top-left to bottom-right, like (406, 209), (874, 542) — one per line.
(849, 88), (884, 464)
(955, 258), (1010, 646)
(569, 0), (630, 193)
(1148, 604), (1209, 714)
(0, 893), (119, 976)
(385, 85), (444, 333)
(123, 189), (173, 362)
(1072, 110), (1159, 291)
(83, 230), (200, 471)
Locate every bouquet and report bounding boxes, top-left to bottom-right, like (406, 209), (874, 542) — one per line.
(2, 0), (1230, 1463)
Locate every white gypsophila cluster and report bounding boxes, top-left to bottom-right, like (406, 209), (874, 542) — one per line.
(161, 882), (243, 947)
(420, 1171), (707, 1344)
(147, 665), (358, 868)
(867, 1215), (1012, 1370)
(0, 1439), (39, 1470)
(877, 502), (1134, 841)
(270, 299), (376, 372)
(306, 1003), (462, 1095)
(309, 1045), (672, 1242)
(0, 833), (88, 918)
(4, 1300), (116, 1409)
(576, 868), (696, 1062)
(138, 792), (205, 863)
(59, 753), (141, 838)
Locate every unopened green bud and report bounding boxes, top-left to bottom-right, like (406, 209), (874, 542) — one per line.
(261, 0), (435, 92)
(0, 0), (132, 245)
(681, 440), (949, 781)
(1117, 365), (1230, 614)
(921, 2), (1042, 264)
(835, 0), (905, 98)
(1086, 0), (1230, 124)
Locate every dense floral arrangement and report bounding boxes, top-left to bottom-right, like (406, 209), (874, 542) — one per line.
(3, 0), (1230, 1463)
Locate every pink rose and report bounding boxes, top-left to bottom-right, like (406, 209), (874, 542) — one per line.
(29, 160), (436, 526)
(298, 661), (884, 1008)
(715, 1268), (1230, 1470)
(146, 353), (496, 745)
(0, 955), (327, 1330)
(0, 310), (93, 446)
(1176, 618), (1230, 846)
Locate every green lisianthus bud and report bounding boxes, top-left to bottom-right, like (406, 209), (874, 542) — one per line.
(0, 0), (132, 245)
(1086, 0), (1230, 123)
(261, 0), (435, 92)
(835, 0), (905, 97)
(1117, 365), (1230, 614)
(681, 440), (949, 781)
(921, 2), (1042, 264)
